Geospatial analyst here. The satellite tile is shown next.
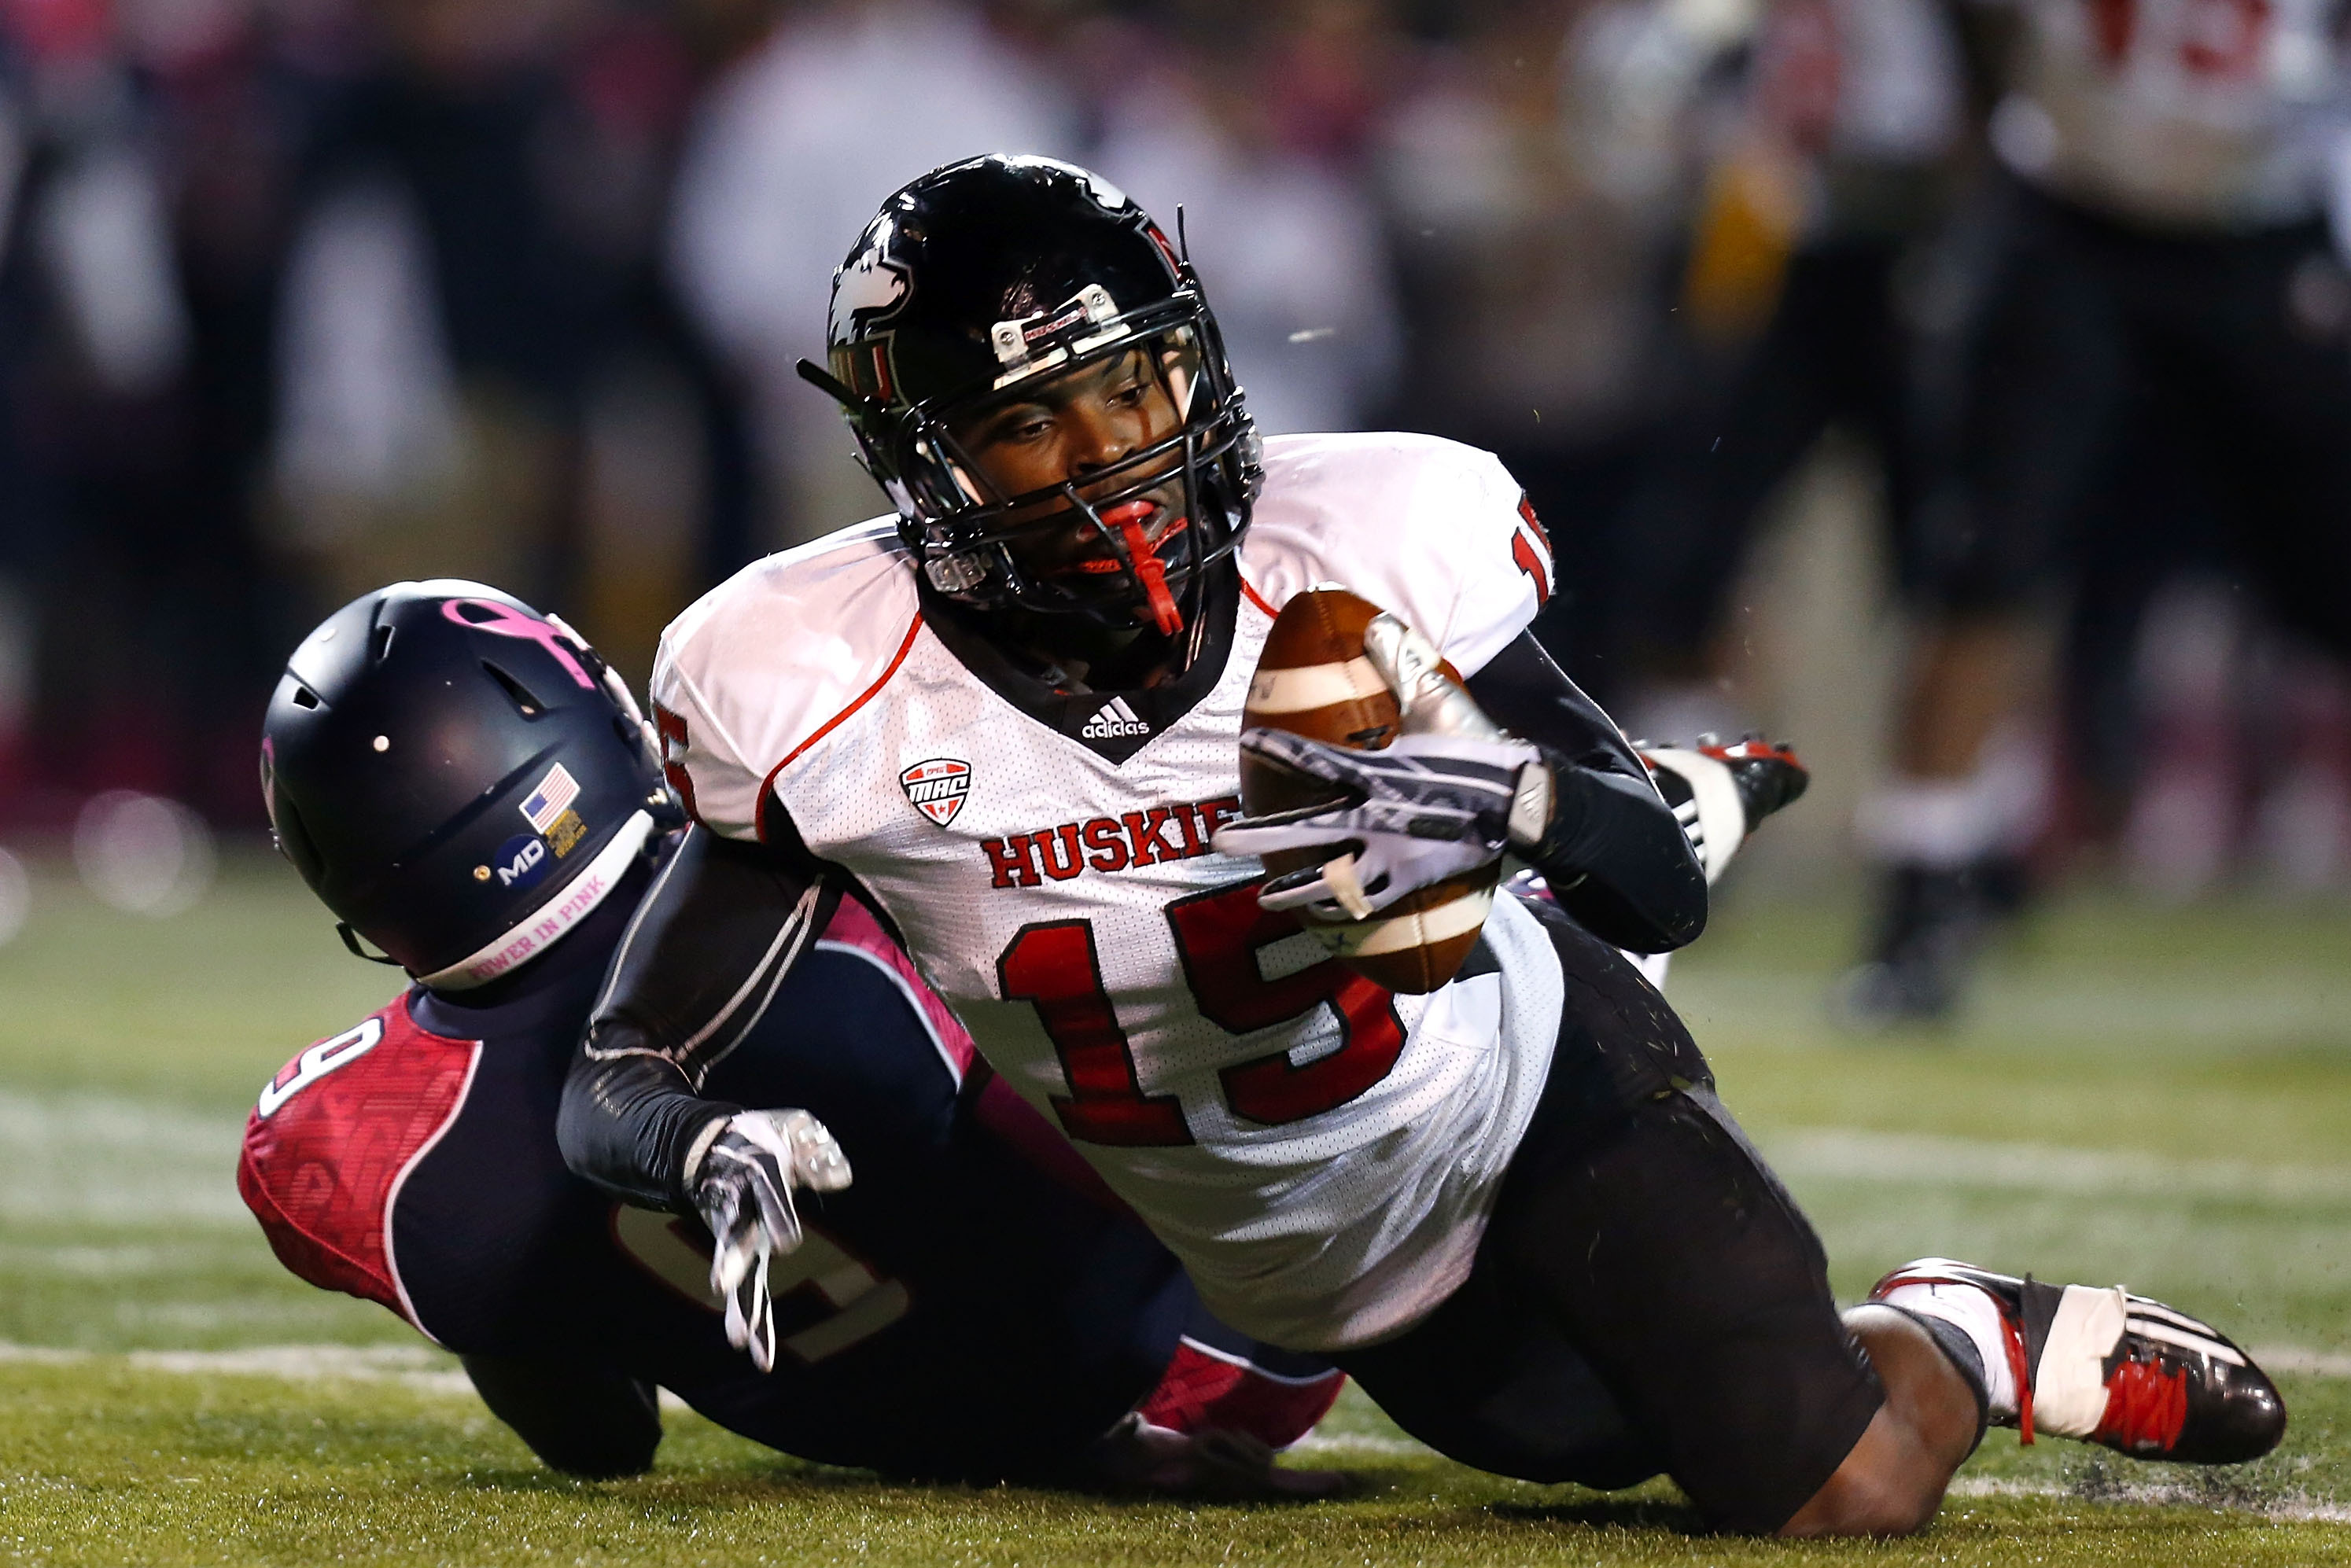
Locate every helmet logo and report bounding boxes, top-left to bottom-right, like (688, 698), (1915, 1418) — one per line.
(492, 832), (551, 890)
(443, 598), (596, 690)
(831, 216), (912, 344)
(1064, 162), (1129, 212)
(899, 757), (971, 827)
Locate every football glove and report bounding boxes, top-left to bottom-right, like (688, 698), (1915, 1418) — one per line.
(1213, 608), (1550, 920)
(1213, 728), (1546, 918)
(690, 1108), (853, 1372)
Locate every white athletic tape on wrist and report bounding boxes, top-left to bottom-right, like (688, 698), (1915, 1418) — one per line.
(1303, 885), (1494, 958)
(680, 1114), (730, 1192)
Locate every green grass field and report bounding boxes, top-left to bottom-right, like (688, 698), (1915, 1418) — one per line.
(1, 849), (2346, 1565)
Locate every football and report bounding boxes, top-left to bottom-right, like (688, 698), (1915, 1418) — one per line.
(1240, 586), (1496, 995)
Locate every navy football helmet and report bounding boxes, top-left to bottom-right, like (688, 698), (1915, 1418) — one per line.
(260, 581), (678, 987)
(801, 154), (1262, 639)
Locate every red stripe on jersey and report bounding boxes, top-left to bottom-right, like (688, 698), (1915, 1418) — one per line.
(1515, 492), (1551, 554)
(1513, 531), (1552, 606)
(758, 613), (925, 845)
(237, 995), (481, 1337)
(1238, 576), (1278, 619)
(1137, 1338), (1347, 1450)
(820, 894), (977, 1080)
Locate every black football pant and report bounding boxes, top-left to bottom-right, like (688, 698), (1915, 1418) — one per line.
(1336, 902), (1882, 1533)
(462, 1353), (662, 1478)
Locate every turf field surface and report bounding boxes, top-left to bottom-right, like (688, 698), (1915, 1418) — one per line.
(1, 849), (2346, 1565)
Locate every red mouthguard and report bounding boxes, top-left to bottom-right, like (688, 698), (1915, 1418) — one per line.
(1095, 500), (1185, 636)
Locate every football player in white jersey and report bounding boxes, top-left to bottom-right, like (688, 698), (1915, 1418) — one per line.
(1843, 0), (2351, 1022)
(558, 156), (2283, 1534)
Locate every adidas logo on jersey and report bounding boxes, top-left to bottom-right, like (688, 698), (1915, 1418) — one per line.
(1080, 698), (1152, 740)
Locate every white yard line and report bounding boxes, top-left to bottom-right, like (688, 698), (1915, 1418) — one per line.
(9, 1077), (2344, 1229)
(1760, 1126), (2351, 1205)
(0, 1089), (248, 1223)
(1676, 973), (2351, 1048)
(2253, 1346), (2351, 1378)
(0, 1340), (473, 1395)
(1948, 1475), (2351, 1524)
(1287, 1430), (1435, 1458)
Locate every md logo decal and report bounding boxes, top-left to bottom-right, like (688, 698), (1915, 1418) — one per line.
(492, 833), (550, 889)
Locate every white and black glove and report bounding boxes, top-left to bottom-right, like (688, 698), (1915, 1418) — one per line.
(1213, 729), (1547, 918)
(1213, 609), (1552, 920)
(689, 1108), (853, 1372)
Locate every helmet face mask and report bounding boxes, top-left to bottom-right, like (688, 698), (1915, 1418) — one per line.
(808, 156), (1262, 643)
(919, 328), (1246, 628)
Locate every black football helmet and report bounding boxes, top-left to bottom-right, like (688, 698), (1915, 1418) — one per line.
(799, 153), (1262, 640)
(260, 580), (679, 988)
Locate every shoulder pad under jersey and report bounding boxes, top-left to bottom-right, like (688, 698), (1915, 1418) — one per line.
(1239, 432), (1553, 679)
(653, 520), (922, 841)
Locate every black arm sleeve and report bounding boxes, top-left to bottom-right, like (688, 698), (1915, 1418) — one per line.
(1465, 633), (1708, 954)
(557, 825), (835, 1213)
(461, 1354), (661, 1478)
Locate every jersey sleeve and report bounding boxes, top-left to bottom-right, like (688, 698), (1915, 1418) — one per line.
(1240, 433), (1552, 679)
(650, 641), (767, 841)
(651, 526), (925, 845)
(237, 996), (481, 1338)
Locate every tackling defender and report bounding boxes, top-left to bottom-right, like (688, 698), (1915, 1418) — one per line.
(558, 156), (2284, 1533)
(245, 580), (1343, 1489)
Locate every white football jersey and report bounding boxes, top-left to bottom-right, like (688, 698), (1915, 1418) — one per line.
(1999, 0), (2348, 226)
(654, 432), (1569, 1350)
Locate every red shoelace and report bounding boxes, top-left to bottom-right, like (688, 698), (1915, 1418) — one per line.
(2092, 1357), (2189, 1453)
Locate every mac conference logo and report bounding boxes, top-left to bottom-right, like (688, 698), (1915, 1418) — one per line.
(899, 758), (971, 827)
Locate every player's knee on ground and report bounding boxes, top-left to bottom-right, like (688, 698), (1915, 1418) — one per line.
(1778, 1309), (1981, 1537)
(461, 1355), (662, 1478)
(1480, 916), (1882, 1532)
(1344, 906), (1885, 1533)
(1494, 1093), (1884, 1531)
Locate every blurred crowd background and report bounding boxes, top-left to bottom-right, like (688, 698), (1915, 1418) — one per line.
(0, 0), (2345, 1019)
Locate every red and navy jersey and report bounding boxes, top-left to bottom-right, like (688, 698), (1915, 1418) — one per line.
(241, 872), (1338, 1479)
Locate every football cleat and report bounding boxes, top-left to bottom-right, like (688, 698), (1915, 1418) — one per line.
(1870, 1257), (2286, 1464)
(1697, 734), (1810, 831)
(1637, 734), (1808, 885)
